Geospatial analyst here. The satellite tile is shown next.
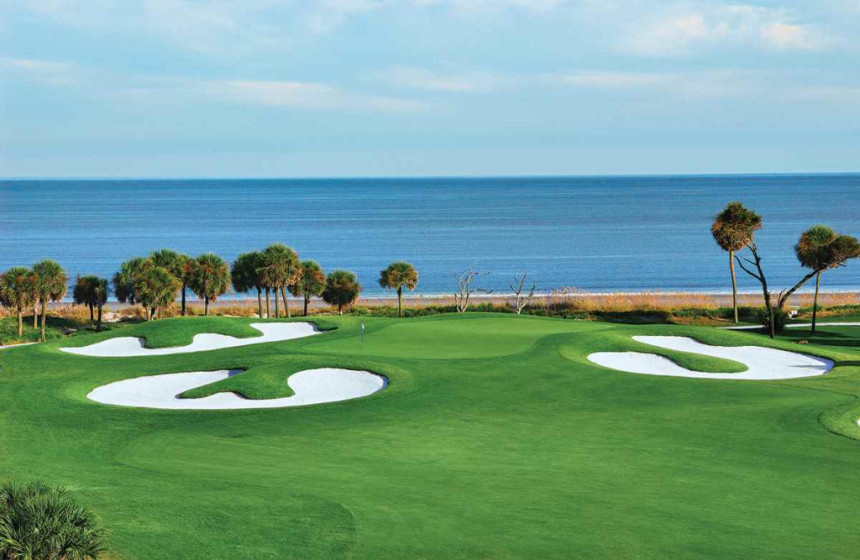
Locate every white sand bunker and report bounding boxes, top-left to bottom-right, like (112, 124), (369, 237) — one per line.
(88, 368), (387, 410)
(62, 323), (319, 357)
(588, 336), (833, 380)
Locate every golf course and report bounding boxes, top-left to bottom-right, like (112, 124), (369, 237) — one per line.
(1, 313), (858, 559)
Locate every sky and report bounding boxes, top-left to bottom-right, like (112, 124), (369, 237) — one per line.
(1, 0), (859, 178)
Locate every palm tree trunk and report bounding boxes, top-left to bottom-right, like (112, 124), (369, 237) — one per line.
(265, 287), (270, 318)
(729, 250), (738, 323)
(33, 303), (38, 329)
(811, 271), (821, 336)
(338, 303), (343, 315)
(97, 305), (103, 332)
(89, 304), (95, 325)
(40, 299), (47, 342)
(282, 287), (290, 318)
(257, 287), (263, 319)
(204, 295), (209, 316)
(273, 288), (280, 318)
(181, 284), (187, 316)
(304, 295), (309, 317)
(17, 308), (23, 337)
(397, 286), (403, 318)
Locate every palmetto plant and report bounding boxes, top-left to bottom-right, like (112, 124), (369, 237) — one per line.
(288, 260), (326, 317)
(232, 252), (267, 319)
(188, 253), (231, 316)
(0, 481), (106, 560)
(134, 265), (181, 321)
(379, 262), (418, 317)
(712, 202), (762, 323)
(30, 260), (68, 342)
(322, 270), (362, 315)
(260, 244), (299, 318)
(149, 249), (190, 316)
(795, 226), (860, 335)
(0, 267), (34, 337)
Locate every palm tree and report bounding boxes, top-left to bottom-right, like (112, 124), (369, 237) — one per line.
(150, 249), (190, 316)
(113, 256), (149, 305)
(322, 270), (362, 315)
(91, 276), (109, 331)
(0, 481), (106, 559)
(289, 260), (326, 317)
(379, 261), (419, 317)
(796, 226), (860, 335)
(31, 259), (68, 341)
(134, 265), (182, 320)
(232, 252), (266, 318)
(188, 253), (231, 316)
(712, 202), (762, 323)
(73, 275), (109, 327)
(260, 243), (299, 318)
(0, 267), (33, 337)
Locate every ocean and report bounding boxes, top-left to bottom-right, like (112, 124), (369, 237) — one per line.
(2, 175), (858, 298)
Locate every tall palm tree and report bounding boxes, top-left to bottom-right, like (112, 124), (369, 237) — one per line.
(260, 243), (299, 318)
(150, 249), (190, 316)
(289, 260), (326, 317)
(379, 261), (419, 317)
(188, 253), (231, 316)
(91, 276), (109, 331)
(31, 259), (68, 341)
(73, 275), (106, 326)
(134, 265), (182, 320)
(711, 202), (762, 323)
(0, 267), (33, 337)
(322, 270), (362, 315)
(232, 252), (266, 318)
(0, 481), (106, 560)
(796, 226), (860, 335)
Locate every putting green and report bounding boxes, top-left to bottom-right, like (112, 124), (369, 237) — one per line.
(0, 314), (858, 559)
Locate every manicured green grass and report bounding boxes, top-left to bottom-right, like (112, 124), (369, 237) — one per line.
(0, 314), (858, 559)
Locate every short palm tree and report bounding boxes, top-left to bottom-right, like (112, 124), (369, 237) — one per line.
(73, 275), (108, 327)
(796, 226), (860, 335)
(711, 202), (762, 323)
(289, 260), (326, 317)
(134, 265), (182, 320)
(260, 244), (299, 318)
(150, 249), (191, 316)
(322, 270), (362, 315)
(0, 267), (34, 337)
(379, 261), (418, 317)
(31, 259), (68, 342)
(188, 253), (231, 316)
(0, 480), (106, 560)
(232, 252), (267, 318)
(112, 257), (149, 305)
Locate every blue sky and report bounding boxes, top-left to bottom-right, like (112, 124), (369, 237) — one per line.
(1, 0), (858, 177)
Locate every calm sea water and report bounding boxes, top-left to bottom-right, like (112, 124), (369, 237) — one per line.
(1, 175), (858, 299)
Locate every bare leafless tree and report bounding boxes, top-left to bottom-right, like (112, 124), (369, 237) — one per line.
(454, 267), (490, 312)
(509, 273), (535, 315)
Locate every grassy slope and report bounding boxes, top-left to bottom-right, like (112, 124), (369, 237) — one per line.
(0, 314), (858, 559)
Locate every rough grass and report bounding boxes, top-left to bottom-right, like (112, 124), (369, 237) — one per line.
(0, 314), (858, 559)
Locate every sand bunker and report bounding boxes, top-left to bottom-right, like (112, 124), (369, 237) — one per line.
(588, 336), (832, 380)
(725, 322), (860, 331)
(87, 368), (387, 410)
(62, 323), (320, 357)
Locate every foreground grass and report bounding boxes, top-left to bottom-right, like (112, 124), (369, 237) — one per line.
(0, 314), (858, 559)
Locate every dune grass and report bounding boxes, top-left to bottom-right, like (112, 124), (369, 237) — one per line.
(0, 314), (858, 559)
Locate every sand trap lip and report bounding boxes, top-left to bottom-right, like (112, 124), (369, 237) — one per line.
(588, 336), (833, 380)
(61, 323), (320, 357)
(87, 368), (387, 410)
(0, 342), (37, 350)
(724, 322), (860, 331)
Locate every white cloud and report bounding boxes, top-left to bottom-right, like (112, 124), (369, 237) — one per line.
(626, 4), (823, 56)
(0, 57), (81, 85)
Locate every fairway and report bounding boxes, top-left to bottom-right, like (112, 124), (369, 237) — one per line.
(1, 314), (858, 559)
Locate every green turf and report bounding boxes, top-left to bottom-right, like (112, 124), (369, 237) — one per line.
(0, 314), (858, 559)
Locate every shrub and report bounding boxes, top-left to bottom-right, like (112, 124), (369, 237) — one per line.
(759, 307), (790, 334)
